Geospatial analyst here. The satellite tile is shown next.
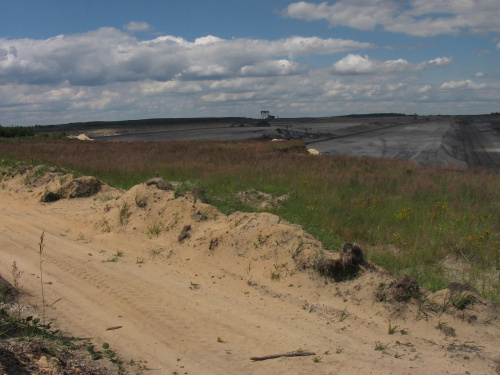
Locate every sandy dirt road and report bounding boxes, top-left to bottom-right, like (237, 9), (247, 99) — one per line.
(1, 173), (499, 374)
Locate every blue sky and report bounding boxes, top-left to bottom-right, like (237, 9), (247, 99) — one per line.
(1, 0), (499, 125)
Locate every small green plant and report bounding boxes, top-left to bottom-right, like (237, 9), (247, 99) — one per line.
(147, 222), (163, 238)
(99, 194), (114, 202)
(388, 321), (398, 335)
(119, 202), (131, 225)
(312, 356), (321, 363)
(149, 246), (165, 259)
(450, 291), (476, 311)
(103, 251), (123, 263)
(99, 217), (110, 233)
(1, 315), (55, 339)
(217, 336), (225, 343)
(416, 295), (435, 321)
(339, 306), (349, 322)
(436, 321), (447, 330)
(335, 346), (344, 354)
(86, 342), (103, 360)
(375, 341), (388, 351)
(233, 216), (246, 228)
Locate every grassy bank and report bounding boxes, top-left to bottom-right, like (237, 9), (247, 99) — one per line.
(1, 139), (499, 303)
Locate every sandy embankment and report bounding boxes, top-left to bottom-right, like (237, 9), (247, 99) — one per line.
(0, 168), (499, 374)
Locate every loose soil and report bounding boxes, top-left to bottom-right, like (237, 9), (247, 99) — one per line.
(1, 167), (499, 374)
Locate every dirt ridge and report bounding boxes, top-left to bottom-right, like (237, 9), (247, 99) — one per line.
(1, 167), (499, 374)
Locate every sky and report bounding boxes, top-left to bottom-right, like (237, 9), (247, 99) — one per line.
(0, 0), (499, 125)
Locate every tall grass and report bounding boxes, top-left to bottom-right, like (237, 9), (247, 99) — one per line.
(1, 139), (499, 302)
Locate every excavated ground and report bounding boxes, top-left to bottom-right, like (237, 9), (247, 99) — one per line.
(0, 166), (499, 374)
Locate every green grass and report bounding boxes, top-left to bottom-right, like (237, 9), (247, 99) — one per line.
(1, 139), (499, 303)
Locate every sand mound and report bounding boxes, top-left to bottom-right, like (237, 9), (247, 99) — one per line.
(1, 165), (500, 375)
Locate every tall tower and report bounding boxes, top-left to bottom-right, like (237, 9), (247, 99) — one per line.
(261, 110), (269, 119)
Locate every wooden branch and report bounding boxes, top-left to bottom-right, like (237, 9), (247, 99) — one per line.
(106, 326), (122, 331)
(250, 351), (316, 361)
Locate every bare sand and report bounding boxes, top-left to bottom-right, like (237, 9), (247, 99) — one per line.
(1, 170), (499, 374)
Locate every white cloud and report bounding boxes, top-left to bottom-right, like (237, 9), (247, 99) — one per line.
(422, 57), (452, 67)
(0, 28), (372, 86)
(240, 59), (306, 77)
(0, 25), (497, 125)
(475, 72), (485, 77)
(332, 54), (451, 74)
(332, 54), (377, 74)
(202, 92), (255, 103)
(439, 80), (488, 89)
(417, 85), (432, 93)
(282, 0), (500, 36)
(124, 21), (150, 32)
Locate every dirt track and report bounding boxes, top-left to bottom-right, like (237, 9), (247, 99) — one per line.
(1, 173), (500, 374)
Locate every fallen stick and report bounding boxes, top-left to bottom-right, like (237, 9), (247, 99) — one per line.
(250, 351), (316, 361)
(106, 326), (122, 331)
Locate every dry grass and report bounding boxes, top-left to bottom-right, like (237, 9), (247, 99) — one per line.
(1, 139), (499, 302)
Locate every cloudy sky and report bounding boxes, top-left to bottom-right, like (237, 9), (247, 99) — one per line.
(1, 0), (499, 125)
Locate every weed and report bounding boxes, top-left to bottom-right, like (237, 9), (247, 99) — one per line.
(271, 262), (289, 281)
(38, 231), (46, 324)
(86, 342), (103, 360)
(147, 221), (163, 238)
(103, 251), (123, 263)
(119, 202), (131, 225)
(335, 346), (344, 354)
(1, 315), (55, 339)
(436, 321), (447, 330)
(217, 336), (225, 343)
(233, 216), (246, 228)
(312, 356), (321, 363)
(450, 291), (476, 311)
(149, 246), (165, 259)
(388, 321), (399, 335)
(375, 341), (388, 351)
(10, 261), (23, 318)
(416, 295), (436, 321)
(99, 194), (114, 202)
(292, 239), (304, 260)
(99, 217), (110, 233)
(339, 306), (349, 322)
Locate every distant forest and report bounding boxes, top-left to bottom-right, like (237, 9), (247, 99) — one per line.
(0, 125), (34, 138)
(33, 117), (249, 133)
